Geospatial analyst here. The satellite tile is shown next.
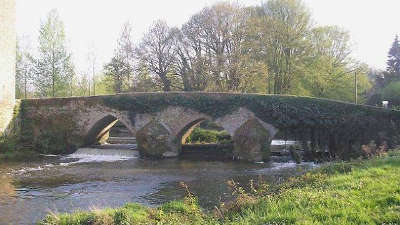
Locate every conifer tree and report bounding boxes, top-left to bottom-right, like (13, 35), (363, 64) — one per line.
(386, 35), (400, 79)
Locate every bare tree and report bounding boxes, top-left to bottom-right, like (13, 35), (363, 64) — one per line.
(116, 22), (136, 89)
(179, 3), (251, 91)
(172, 18), (211, 91)
(136, 20), (177, 92)
(87, 45), (98, 95)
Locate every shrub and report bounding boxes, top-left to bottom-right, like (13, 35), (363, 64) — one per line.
(382, 81), (400, 106)
(186, 127), (232, 144)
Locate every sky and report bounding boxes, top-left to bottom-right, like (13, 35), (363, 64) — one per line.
(16, 0), (399, 73)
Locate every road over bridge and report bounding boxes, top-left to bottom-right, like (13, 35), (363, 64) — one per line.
(17, 92), (400, 161)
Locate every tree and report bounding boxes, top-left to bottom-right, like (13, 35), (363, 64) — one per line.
(385, 35), (400, 82)
(104, 56), (129, 93)
(33, 9), (75, 97)
(116, 22), (136, 89)
(86, 45), (98, 96)
(299, 26), (363, 100)
(258, 0), (312, 94)
(172, 27), (210, 91)
(174, 3), (262, 92)
(136, 20), (177, 91)
(16, 36), (34, 99)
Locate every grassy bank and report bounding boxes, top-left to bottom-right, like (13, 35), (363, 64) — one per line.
(39, 151), (400, 225)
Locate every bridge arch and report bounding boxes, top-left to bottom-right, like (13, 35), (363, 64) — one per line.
(84, 113), (135, 146)
(135, 107), (211, 158)
(176, 118), (207, 145)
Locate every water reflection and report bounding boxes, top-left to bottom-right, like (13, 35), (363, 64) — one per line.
(0, 148), (317, 225)
(0, 175), (15, 200)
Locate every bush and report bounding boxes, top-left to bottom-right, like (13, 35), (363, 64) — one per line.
(382, 81), (400, 106)
(186, 127), (232, 144)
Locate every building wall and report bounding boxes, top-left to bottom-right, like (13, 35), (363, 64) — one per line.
(0, 0), (16, 134)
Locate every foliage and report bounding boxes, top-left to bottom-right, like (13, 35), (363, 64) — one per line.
(127, 0), (371, 101)
(31, 9), (75, 97)
(104, 56), (131, 93)
(186, 127), (231, 144)
(382, 81), (400, 106)
(136, 20), (177, 92)
(19, 1), (373, 103)
(15, 37), (35, 99)
(39, 150), (400, 225)
(386, 35), (400, 80)
(102, 22), (137, 94)
(369, 36), (400, 105)
(258, 0), (312, 94)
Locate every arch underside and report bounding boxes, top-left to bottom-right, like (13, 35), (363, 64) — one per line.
(84, 115), (134, 146)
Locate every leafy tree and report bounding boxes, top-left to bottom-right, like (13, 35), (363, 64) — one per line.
(298, 26), (369, 101)
(382, 81), (400, 106)
(258, 0), (312, 94)
(103, 56), (130, 93)
(93, 74), (116, 95)
(32, 9), (75, 97)
(16, 37), (34, 99)
(131, 63), (160, 92)
(72, 70), (91, 96)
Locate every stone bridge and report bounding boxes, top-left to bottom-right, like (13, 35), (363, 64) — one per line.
(17, 92), (400, 161)
(2, 0), (400, 161)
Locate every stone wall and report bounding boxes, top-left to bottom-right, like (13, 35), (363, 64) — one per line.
(0, 0), (16, 134)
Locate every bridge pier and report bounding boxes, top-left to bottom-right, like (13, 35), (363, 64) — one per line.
(136, 119), (179, 158)
(232, 118), (273, 162)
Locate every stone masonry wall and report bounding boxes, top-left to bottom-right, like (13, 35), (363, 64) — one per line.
(0, 0), (16, 134)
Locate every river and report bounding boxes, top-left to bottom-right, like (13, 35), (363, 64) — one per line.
(0, 144), (316, 225)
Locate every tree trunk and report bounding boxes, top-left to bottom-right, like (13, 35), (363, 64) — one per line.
(160, 73), (171, 92)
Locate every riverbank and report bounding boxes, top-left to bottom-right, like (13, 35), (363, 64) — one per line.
(0, 149), (39, 161)
(39, 150), (400, 225)
(0, 136), (40, 161)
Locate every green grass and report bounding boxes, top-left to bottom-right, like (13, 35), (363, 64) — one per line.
(39, 150), (400, 225)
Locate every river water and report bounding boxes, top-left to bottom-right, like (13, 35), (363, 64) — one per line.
(0, 144), (316, 225)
